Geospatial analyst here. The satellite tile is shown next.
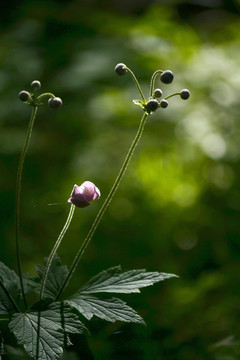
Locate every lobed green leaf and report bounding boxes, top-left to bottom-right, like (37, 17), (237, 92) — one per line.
(34, 254), (69, 299)
(78, 266), (177, 294)
(9, 302), (85, 360)
(0, 262), (20, 314)
(66, 295), (145, 324)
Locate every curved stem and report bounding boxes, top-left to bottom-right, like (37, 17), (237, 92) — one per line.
(0, 277), (20, 313)
(164, 92), (180, 100)
(37, 92), (55, 101)
(149, 70), (163, 97)
(15, 105), (38, 310)
(125, 67), (146, 102)
(39, 204), (75, 300)
(55, 112), (148, 301)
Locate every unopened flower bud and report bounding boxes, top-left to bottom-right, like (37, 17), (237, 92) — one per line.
(160, 99), (168, 108)
(18, 90), (30, 102)
(153, 88), (163, 98)
(180, 89), (190, 100)
(160, 70), (174, 84)
(115, 63), (127, 76)
(145, 99), (159, 114)
(31, 80), (41, 89)
(48, 97), (63, 109)
(68, 181), (100, 208)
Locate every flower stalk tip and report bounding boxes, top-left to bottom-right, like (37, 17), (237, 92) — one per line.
(68, 181), (101, 208)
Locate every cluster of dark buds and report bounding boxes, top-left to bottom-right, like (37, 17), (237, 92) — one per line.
(18, 80), (63, 109)
(115, 63), (190, 115)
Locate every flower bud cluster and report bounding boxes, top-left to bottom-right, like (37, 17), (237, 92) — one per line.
(18, 80), (63, 109)
(115, 64), (190, 115)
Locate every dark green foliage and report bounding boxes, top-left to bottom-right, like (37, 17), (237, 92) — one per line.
(34, 254), (69, 300)
(0, 258), (174, 359)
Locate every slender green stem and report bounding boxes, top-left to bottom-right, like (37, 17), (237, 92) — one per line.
(125, 67), (146, 102)
(149, 70), (163, 97)
(55, 112), (148, 301)
(164, 92), (180, 100)
(39, 204), (75, 300)
(0, 277), (20, 313)
(37, 92), (55, 101)
(15, 105), (38, 310)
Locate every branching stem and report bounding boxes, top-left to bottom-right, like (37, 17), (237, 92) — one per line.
(149, 70), (163, 97)
(125, 67), (146, 102)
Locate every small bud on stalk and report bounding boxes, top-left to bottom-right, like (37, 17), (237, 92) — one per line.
(160, 99), (168, 108)
(48, 97), (63, 109)
(145, 99), (159, 114)
(115, 63), (127, 76)
(153, 89), (163, 98)
(160, 70), (174, 84)
(31, 80), (41, 89)
(18, 90), (30, 102)
(180, 89), (190, 100)
(68, 181), (101, 208)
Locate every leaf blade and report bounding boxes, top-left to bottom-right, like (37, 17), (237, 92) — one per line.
(9, 311), (64, 360)
(0, 262), (20, 314)
(79, 266), (177, 294)
(66, 296), (145, 325)
(34, 254), (69, 299)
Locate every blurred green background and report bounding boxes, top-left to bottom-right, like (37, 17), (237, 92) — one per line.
(1, 0), (240, 359)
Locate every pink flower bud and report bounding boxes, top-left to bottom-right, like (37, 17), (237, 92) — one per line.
(68, 181), (100, 208)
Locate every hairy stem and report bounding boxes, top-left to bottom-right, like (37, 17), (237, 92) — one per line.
(39, 204), (75, 300)
(0, 277), (20, 313)
(15, 105), (38, 310)
(55, 112), (148, 301)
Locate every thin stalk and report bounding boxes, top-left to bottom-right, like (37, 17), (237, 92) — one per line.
(39, 204), (75, 300)
(164, 92), (180, 100)
(0, 277), (20, 313)
(55, 112), (148, 301)
(37, 93), (55, 102)
(149, 70), (163, 97)
(125, 67), (146, 102)
(15, 105), (38, 310)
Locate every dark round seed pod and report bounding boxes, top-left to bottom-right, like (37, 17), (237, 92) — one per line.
(18, 90), (30, 102)
(160, 99), (168, 108)
(180, 89), (190, 100)
(31, 80), (41, 89)
(48, 97), (63, 109)
(153, 88), (163, 98)
(160, 70), (174, 84)
(145, 99), (159, 113)
(115, 63), (127, 76)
